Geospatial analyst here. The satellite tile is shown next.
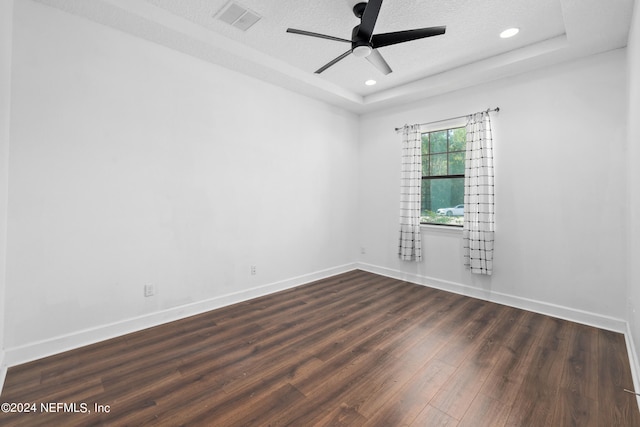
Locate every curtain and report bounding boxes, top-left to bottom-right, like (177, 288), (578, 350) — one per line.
(398, 124), (422, 262)
(463, 112), (495, 275)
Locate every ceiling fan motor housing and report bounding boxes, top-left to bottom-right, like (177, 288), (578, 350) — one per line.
(351, 25), (372, 57)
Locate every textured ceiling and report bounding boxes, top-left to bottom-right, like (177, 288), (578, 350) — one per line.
(33, 0), (635, 113)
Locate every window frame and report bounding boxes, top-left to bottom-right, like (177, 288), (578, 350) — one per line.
(420, 120), (467, 228)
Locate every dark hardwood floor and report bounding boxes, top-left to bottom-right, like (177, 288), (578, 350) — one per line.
(1, 270), (639, 426)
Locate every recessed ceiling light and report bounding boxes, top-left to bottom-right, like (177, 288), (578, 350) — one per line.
(365, 79), (377, 86)
(500, 28), (519, 38)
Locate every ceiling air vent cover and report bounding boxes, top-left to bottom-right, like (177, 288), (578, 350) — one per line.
(215, 1), (261, 32)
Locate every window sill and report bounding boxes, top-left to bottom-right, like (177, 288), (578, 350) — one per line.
(420, 224), (463, 235)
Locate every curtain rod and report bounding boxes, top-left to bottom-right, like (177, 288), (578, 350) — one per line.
(394, 107), (500, 132)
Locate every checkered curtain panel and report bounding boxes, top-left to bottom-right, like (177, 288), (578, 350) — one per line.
(463, 112), (495, 275)
(398, 124), (423, 262)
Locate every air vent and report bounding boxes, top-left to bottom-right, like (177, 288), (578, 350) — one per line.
(215, 1), (261, 32)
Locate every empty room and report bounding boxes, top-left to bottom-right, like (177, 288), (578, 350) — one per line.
(2, 0), (640, 425)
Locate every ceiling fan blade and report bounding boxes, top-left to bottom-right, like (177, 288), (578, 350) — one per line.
(371, 26), (446, 49)
(286, 28), (351, 43)
(315, 49), (353, 74)
(366, 49), (392, 75)
(356, 0), (383, 41)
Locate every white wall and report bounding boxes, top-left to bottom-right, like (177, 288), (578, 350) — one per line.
(0, 0), (14, 378)
(5, 0), (359, 354)
(627, 0), (640, 368)
(358, 49), (629, 328)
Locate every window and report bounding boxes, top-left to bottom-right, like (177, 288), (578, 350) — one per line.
(421, 126), (466, 226)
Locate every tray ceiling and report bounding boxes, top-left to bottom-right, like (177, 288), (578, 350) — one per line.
(33, 0), (635, 113)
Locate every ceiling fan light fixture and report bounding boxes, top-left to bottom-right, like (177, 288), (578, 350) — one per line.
(500, 27), (520, 38)
(352, 45), (373, 58)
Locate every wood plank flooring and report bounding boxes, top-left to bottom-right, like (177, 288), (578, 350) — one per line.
(1, 270), (639, 426)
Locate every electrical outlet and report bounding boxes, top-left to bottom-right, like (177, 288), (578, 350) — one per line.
(144, 284), (155, 297)
(250, 265), (257, 275)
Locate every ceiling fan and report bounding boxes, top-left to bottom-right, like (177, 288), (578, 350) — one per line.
(286, 0), (446, 75)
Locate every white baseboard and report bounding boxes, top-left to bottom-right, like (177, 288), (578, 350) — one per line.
(625, 323), (640, 409)
(356, 262), (628, 333)
(3, 263), (357, 369)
